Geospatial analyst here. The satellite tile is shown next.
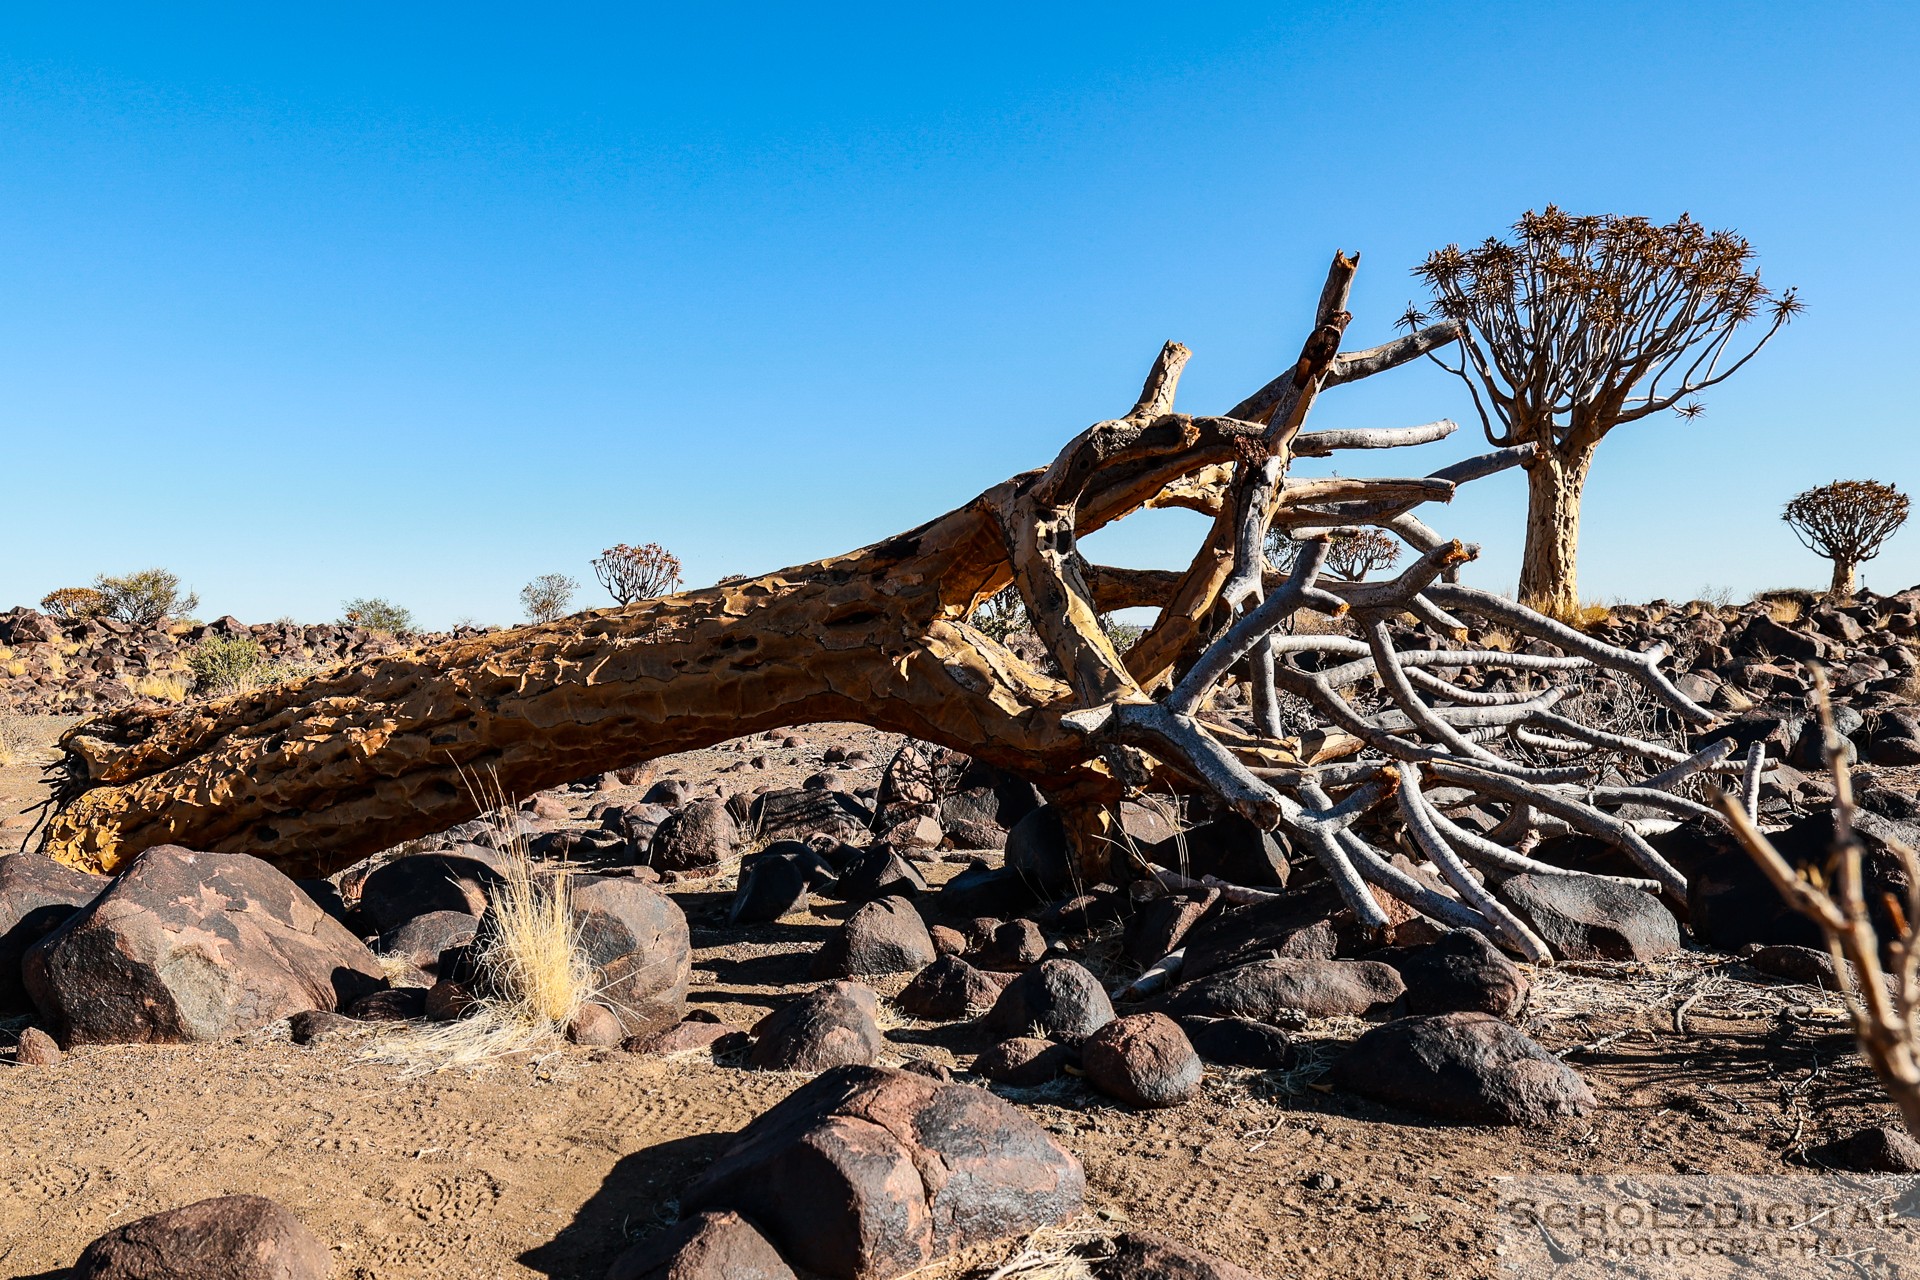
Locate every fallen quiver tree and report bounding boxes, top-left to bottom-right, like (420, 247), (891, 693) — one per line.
(33, 252), (1755, 961)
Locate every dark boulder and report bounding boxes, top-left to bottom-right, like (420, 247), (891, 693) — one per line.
(730, 851), (813, 926)
(683, 1065), (1084, 1279)
(972, 918), (1048, 972)
(1331, 1013), (1595, 1126)
(835, 848), (930, 903)
(1391, 930), (1529, 1019)
(1805, 1124), (1920, 1173)
(607, 1209), (797, 1280)
(747, 789), (873, 846)
(357, 844), (505, 935)
(565, 875), (691, 1038)
(72, 1195), (331, 1280)
(26, 847), (385, 1044)
(896, 955), (1013, 1021)
(1163, 958), (1403, 1022)
(1175, 1016), (1294, 1069)
(1497, 874), (1681, 962)
(812, 897), (936, 979)
(749, 982), (885, 1071)
(651, 799), (740, 874)
(1005, 806), (1073, 896)
(972, 1036), (1074, 1085)
(1081, 1013), (1202, 1107)
(376, 910), (478, 979)
(0, 851), (106, 1013)
(983, 958), (1115, 1043)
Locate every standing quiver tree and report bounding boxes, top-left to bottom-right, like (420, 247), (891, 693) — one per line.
(1411, 207), (1800, 617)
(1783, 479), (1909, 598)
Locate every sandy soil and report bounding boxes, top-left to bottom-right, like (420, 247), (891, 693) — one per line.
(0, 717), (1901, 1279)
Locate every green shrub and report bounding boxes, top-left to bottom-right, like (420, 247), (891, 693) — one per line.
(188, 635), (273, 697)
(342, 597), (416, 635)
(93, 569), (199, 628)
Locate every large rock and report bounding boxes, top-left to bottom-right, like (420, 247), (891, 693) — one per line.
(607, 1209), (797, 1280)
(750, 982), (885, 1071)
(684, 1065), (1084, 1279)
(1174, 1016), (1294, 1069)
(1154, 815), (1291, 889)
(1163, 958), (1403, 1022)
(1125, 889), (1218, 967)
(896, 955), (1013, 1021)
(376, 910), (478, 979)
(651, 798), (740, 874)
(983, 958), (1114, 1043)
(835, 848), (930, 903)
(1177, 888), (1344, 981)
(72, 1194), (330, 1280)
(567, 874), (691, 1037)
(356, 844), (505, 935)
(1497, 874), (1681, 962)
(1004, 806), (1073, 896)
(747, 789), (874, 845)
(1330, 1013), (1595, 1126)
(1806, 1124), (1920, 1173)
(972, 1036), (1073, 1085)
(1391, 929), (1529, 1019)
(1081, 1013), (1202, 1107)
(730, 850), (814, 926)
(25, 847), (385, 1045)
(0, 851), (106, 1013)
(813, 897), (936, 979)
(1689, 809), (1918, 953)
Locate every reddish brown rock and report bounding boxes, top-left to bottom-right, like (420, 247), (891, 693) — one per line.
(607, 1209), (796, 1280)
(24, 847), (385, 1045)
(749, 982), (885, 1071)
(72, 1194), (331, 1280)
(684, 1065), (1084, 1279)
(1081, 1013), (1202, 1108)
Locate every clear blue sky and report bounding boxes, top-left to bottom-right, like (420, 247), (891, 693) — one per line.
(3, 3), (1915, 627)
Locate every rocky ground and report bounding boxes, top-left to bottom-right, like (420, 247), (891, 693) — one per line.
(6, 588), (1920, 1278)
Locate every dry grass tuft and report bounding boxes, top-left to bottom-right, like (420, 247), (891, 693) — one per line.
(0, 714), (25, 768)
(126, 674), (189, 702)
(976, 1219), (1115, 1280)
(363, 774), (593, 1075)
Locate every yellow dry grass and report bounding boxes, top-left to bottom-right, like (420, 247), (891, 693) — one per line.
(126, 674), (189, 702)
(362, 774), (594, 1075)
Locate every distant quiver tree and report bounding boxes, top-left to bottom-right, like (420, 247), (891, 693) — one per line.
(1784, 480), (1910, 598)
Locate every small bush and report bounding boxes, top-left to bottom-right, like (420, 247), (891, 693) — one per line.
(342, 597), (416, 635)
(519, 574), (580, 624)
(40, 587), (106, 620)
(188, 635), (274, 697)
(92, 569), (198, 628)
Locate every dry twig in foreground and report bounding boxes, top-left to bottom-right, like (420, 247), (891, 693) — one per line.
(1715, 669), (1920, 1136)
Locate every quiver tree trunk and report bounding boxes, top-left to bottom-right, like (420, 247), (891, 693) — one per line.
(1516, 445), (1593, 618)
(1831, 558), (1858, 598)
(34, 253), (1738, 964)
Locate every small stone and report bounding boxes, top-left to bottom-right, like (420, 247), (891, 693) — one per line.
(973, 1036), (1074, 1086)
(567, 1002), (625, 1046)
(13, 1025), (62, 1066)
